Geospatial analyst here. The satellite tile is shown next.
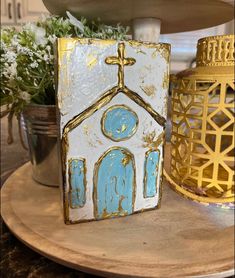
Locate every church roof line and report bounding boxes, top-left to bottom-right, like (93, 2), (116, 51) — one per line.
(63, 86), (166, 136)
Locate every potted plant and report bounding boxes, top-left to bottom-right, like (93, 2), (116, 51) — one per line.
(0, 13), (129, 186)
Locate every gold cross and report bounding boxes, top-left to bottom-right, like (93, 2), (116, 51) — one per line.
(105, 43), (136, 89)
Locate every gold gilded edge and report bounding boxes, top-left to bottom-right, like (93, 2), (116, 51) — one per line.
(58, 37), (171, 50)
(128, 40), (170, 52)
(162, 71), (169, 90)
(66, 204), (160, 224)
(92, 146), (136, 220)
(57, 37), (77, 52)
(101, 104), (139, 142)
(54, 62), (67, 222)
(57, 37), (117, 47)
(157, 140), (165, 210)
(57, 38), (77, 111)
(128, 40), (171, 62)
(75, 38), (117, 46)
(61, 132), (70, 223)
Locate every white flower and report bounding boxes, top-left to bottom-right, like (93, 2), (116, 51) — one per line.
(2, 62), (17, 79)
(48, 35), (57, 44)
(40, 14), (50, 22)
(46, 45), (51, 51)
(43, 54), (49, 61)
(24, 23), (47, 46)
(30, 61), (38, 68)
(4, 51), (16, 63)
(17, 45), (33, 56)
(107, 27), (113, 34)
(35, 28), (47, 46)
(0, 41), (7, 51)
(11, 35), (19, 47)
(32, 43), (38, 50)
(23, 22), (35, 32)
(19, 91), (31, 103)
(66, 11), (84, 33)
(9, 63), (17, 78)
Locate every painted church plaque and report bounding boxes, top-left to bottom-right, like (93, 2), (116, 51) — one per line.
(57, 38), (170, 223)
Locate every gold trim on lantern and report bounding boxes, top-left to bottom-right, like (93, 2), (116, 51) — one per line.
(196, 35), (234, 67)
(164, 170), (234, 205)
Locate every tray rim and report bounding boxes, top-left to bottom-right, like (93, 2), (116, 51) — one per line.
(1, 162), (234, 278)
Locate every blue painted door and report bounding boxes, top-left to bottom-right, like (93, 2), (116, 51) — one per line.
(94, 148), (135, 219)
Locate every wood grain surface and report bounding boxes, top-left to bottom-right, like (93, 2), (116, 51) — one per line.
(0, 115), (100, 277)
(1, 146), (234, 278)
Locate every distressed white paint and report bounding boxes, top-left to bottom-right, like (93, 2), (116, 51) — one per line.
(125, 43), (169, 118)
(57, 39), (169, 223)
(58, 40), (118, 121)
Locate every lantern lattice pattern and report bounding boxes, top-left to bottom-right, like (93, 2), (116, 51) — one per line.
(169, 35), (234, 206)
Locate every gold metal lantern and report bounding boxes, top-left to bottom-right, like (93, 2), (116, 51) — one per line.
(166, 35), (234, 207)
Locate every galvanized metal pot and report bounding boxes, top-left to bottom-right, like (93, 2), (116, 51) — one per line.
(22, 104), (60, 187)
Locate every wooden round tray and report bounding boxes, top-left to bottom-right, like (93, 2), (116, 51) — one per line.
(1, 162), (234, 278)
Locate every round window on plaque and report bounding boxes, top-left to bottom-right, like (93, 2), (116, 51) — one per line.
(101, 105), (139, 142)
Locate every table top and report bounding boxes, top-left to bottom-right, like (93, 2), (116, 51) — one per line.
(42, 0), (234, 34)
(1, 155), (234, 278)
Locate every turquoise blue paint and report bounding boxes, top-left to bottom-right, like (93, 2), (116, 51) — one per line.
(95, 148), (135, 219)
(144, 150), (160, 198)
(102, 106), (138, 141)
(69, 159), (86, 208)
